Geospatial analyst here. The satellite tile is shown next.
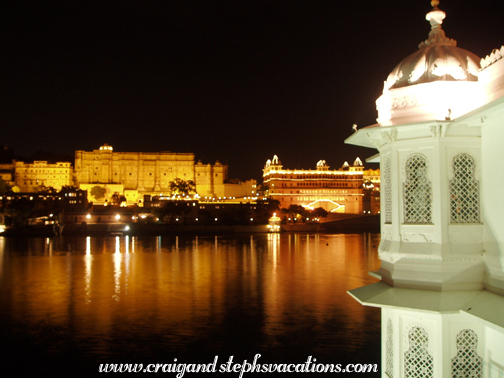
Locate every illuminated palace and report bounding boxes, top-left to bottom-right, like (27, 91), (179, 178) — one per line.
(347, 1), (504, 376)
(263, 155), (380, 213)
(74, 144), (230, 205)
(14, 161), (73, 192)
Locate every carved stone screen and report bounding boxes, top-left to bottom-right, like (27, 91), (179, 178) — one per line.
(450, 154), (480, 223)
(451, 329), (482, 378)
(404, 326), (433, 378)
(386, 319), (394, 377)
(404, 155), (432, 224)
(385, 157), (392, 224)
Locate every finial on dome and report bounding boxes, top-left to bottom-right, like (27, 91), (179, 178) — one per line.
(418, 0), (456, 48)
(426, 3), (445, 29)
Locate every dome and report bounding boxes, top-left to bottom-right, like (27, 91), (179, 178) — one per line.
(385, 2), (480, 90)
(375, 1), (486, 124)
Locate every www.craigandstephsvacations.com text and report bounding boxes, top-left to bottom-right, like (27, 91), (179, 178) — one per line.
(98, 355), (378, 375)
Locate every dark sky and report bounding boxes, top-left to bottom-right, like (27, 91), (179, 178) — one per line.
(2, 1), (503, 181)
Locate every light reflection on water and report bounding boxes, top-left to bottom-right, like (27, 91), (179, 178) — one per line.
(0, 233), (381, 377)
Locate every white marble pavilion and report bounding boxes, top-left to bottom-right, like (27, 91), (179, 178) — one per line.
(346, 1), (504, 376)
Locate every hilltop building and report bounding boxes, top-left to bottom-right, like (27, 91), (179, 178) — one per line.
(0, 163), (15, 188)
(14, 161), (73, 192)
(0, 144), (256, 206)
(262, 155), (380, 214)
(74, 144), (254, 205)
(224, 179), (258, 199)
(346, 1), (504, 376)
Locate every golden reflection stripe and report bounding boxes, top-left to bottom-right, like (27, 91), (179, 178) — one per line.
(113, 237), (121, 302)
(0, 237), (4, 278)
(85, 251), (92, 304)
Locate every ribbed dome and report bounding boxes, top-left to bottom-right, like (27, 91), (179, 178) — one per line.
(386, 3), (480, 90)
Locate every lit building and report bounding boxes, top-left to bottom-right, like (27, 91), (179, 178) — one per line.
(347, 1), (504, 376)
(0, 163), (15, 187)
(74, 144), (227, 205)
(363, 168), (380, 190)
(224, 179), (257, 199)
(262, 154), (380, 214)
(0, 189), (88, 220)
(14, 160), (73, 192)
(143, 196), (276, 225)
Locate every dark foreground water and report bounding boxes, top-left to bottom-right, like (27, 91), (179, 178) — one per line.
(0, 233), (381, 377)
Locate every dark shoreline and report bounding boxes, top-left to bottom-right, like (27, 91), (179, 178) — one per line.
(1, 215), (380, 237)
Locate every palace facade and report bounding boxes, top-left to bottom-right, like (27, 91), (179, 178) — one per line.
(14, 161), (73, 192)
(262, 155), (380, 214)
(74, 144), (228, 205)
(0, 163), (15, 187)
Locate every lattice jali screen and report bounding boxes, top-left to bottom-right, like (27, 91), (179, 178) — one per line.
(450, 154), (480, 223)
(386, 319), (394, 377)
(404, 326), (433, 378)
(384, 158), (392, 224)
(403, 155), (432, 224)
(451, 329), (482, 378)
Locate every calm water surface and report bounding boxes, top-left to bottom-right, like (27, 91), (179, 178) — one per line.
(0, 233), (381, 377)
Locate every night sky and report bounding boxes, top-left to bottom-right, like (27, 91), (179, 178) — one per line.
(2, 0), (503, 181)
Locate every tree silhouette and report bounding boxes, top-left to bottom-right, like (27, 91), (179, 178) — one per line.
(311, 207), (328, 219)
(169, 178), (196, 197)
(90, 185), (107, 201)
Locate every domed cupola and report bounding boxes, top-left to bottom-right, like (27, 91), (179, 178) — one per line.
(376, 1), (484, 124)
(387, 2), (480, 89)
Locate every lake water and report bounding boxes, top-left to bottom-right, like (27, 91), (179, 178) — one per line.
(0, 233), (381, 377)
